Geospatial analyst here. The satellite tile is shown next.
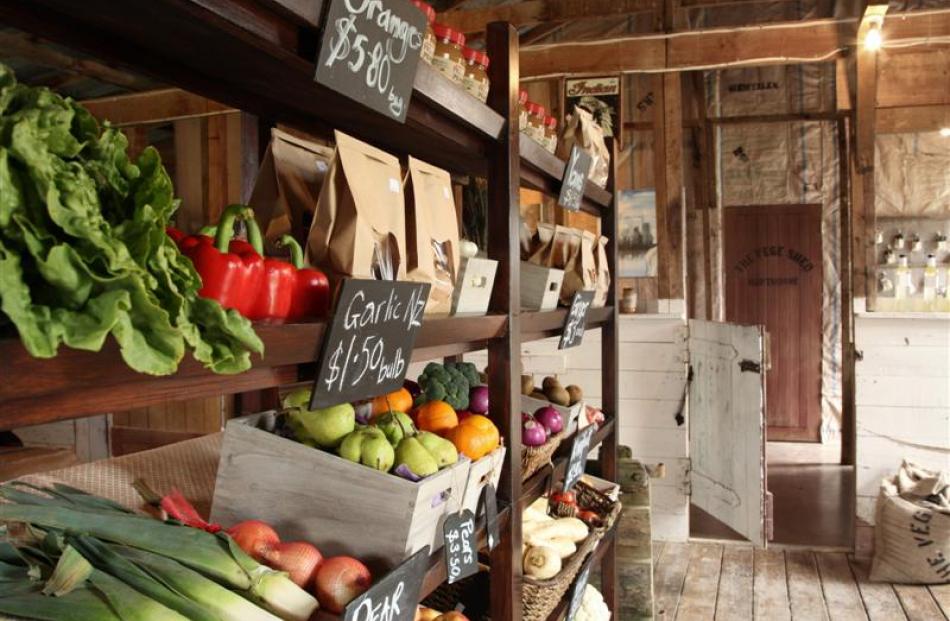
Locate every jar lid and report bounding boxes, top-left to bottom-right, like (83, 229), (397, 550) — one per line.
(410, 0), (435, 24)
(462, 47), (490, 68)
(526, 102), (546, 116)
(433, 23), (465, 46)
(519, 90), (529, 105)
(544, 115), (558, 128)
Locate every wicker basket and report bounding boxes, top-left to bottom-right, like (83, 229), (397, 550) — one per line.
(522, 482), (622, 621)
(521, 430), (566, 481)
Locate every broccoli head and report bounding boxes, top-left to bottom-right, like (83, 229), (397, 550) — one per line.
(417, 362), (471, 410)
(446, 361), (481, 387)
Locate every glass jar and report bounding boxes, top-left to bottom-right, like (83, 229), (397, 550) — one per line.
(411, 1), (436, 65)
(518, 90), (529, 132)
(525, 102), (546, 143)
(543, 115), (558, 153)
(461, 47), (490, 102)
(431, 24), (466, 85)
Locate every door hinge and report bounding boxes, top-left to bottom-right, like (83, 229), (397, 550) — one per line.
(739, 359), (762, 373)
(765, 491), (775, 542)
(682, 459), (692, 496)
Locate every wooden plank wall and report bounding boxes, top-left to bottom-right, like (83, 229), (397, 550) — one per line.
(853, 314), (950, 557)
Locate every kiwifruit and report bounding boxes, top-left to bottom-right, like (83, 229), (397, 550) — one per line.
(521, 375), (535, 396)
(566, 385), (584, 405)
(541, 376), (561, 391)
(545, 385), (571, 407)
(529, 390), (547, 401)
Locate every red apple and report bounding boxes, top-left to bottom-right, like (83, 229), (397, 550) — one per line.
(314, 556), (372, 613)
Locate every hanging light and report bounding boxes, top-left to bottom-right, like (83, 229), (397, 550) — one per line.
(940, 127), (950, 138)
(864, 19), (883, 51)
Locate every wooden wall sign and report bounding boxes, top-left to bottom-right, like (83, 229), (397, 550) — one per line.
(310, 279), (430, 409)
(557, 146), (593, 212)
(315, 0), (428, 122)
(564, 76), (621, 139)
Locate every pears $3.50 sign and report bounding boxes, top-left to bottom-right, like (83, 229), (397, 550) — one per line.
(311, 279), (430, 410)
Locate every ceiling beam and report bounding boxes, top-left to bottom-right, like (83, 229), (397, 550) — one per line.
(0, 31), (152, 90)
(520, 8), (950, 77)
(519, 22), (567, 46)
(854, 3), (887, 173)
(439, 0), (656, 35)
(80, 88), (235, 126)
(877, 104), (950, 133)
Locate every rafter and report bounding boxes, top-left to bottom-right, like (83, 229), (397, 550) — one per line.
(80, 88), (235, 126)
(439, 0), (656, 35)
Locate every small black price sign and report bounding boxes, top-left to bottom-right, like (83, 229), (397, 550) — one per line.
(310, 279), (430, 410)
(557, 145), (593, 212)
(566, 557), (594, 621)
(315, 0), (428, 122)
(559, 290), (594, 350)
(564, 424), (596, 492)
(443, 510), (478, 584)
(344, 546), (429, 621)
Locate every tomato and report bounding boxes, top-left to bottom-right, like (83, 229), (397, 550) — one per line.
(550, 490), (577, 506)
(577, 510), (600, 525)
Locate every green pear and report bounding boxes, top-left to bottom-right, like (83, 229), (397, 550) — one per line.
(338, 427), (394, 472)
(416, 431), (459, 468)
(395, 437), (439, 478)
(374, 411), (416, 445)
(289, 402), (355, 449)
(282, 387), (312, 410)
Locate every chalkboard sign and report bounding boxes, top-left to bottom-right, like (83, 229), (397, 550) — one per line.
(566, 556), (594, 621)
(564, 424), (596, 492)
(443, 510), (478, 584)
(315, 0), (428, 123)
(480, 483), (499, 552)
(557, 145), (593, 212)
(310, 279), (430, 410)
(559, 290), (594, 350)
(344, 546), (429, 621)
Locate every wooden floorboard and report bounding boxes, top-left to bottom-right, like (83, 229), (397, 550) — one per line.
(716, 545), (754, 621)
(848, 558), (908, 621)
(676, 542), (724, 621)
(655, 542), (692, 621)
(815, 552), (869, 621)
(654, 543), (949, 621)
(893, 585), (946, 621)
(786, 550), (830, 620)
(928, 584), (950, 619)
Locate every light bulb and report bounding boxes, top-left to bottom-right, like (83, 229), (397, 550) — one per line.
(940, 127), (950, 137)
(864, 24), (882, 51)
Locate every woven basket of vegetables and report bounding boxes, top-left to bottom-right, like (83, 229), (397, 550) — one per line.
(521, 487), (621, 621)
(520, 430), (567, 482)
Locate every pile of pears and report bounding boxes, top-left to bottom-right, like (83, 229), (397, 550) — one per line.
(281, 389), (459, 479)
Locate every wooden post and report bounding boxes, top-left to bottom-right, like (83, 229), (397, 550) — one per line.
(599, 137), (621, 615)
(486, 21), (523, 621)
(652, 72), (685, 302)
(839, 118), (856, 467)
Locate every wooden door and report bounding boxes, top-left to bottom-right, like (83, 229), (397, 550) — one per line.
(688, 320), (768, 546)
(724, 204), (823, 443)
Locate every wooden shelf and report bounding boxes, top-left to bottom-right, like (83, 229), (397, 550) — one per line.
(520, 417), (618, 508)
(0, 314), (507, 429)
(521, 306), (614, 343)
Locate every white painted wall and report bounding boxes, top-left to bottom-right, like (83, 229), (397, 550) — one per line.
(854, 314), (950, 531)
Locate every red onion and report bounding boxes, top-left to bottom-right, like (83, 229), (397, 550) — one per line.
(469, 385), (489, 414)
(522, 419), (548, 446)
(314, 556), (372, 613)
(226, 520), (280, 561)
(533, 406), (564, 435)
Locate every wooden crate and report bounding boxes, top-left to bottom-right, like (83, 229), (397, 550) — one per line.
(521, 395), (583, 436)
(452, 257), (498, 316)
(521, 263), (564, 311)
(210, 412), (472, 572)
(460, 446), (506, 514)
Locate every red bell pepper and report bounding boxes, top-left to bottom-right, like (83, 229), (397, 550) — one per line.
(166, 226), (187, 244)
(180, 225), (257, 258)
(279, 235), (330, 321)
(190, 204), (264, 317)
(246, 220), (296, 322)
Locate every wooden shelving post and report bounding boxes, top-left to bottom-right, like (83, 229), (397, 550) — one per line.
(486, 21), (524, 621)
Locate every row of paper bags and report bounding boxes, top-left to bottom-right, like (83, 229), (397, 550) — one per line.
(250, 128), (460, 314)
(521, 222), (611, 308)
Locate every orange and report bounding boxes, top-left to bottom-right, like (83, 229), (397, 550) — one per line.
(370, 387), (413, 418)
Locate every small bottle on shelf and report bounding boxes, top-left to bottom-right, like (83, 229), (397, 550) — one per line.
(518, 90), (529, 132)
(525, 102), (546, 144)
(542, 115), (558, 153)
(431, 23), (466, 85)
(923, 254), (938, 301)
(411, 0), (437, 65)
(461, 47), (490, 102)
(895, 255), (912, 299)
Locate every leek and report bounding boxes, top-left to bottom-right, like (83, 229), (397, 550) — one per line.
(0, 586), (122, 621)
(0, 504), (319, 621)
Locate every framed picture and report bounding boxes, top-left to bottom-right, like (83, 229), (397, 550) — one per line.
(618, 189), (657, 278)
(564, 76), (621, 139)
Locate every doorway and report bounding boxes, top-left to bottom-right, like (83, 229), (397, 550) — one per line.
(723, 204), (823, 443)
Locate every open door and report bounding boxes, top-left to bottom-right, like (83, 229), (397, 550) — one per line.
(688, 320), (769, 546)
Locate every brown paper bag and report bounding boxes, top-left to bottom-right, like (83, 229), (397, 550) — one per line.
(593, 235), (611, 308)
(560, 229), (598, 305)
(557, 106), (610, 188)
(405, 157), (460, 314)
(307, 131), (406, 284)
(249, 128), (334, 246)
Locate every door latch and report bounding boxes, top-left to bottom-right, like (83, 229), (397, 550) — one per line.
(739, 359), (761, 373)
